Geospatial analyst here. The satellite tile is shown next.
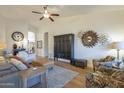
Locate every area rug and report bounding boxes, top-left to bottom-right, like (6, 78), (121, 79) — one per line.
(47, 65), (79, 88)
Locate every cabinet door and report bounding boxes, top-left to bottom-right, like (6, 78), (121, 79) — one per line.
(69, 35), (74, 59)
(54, 37), (57, 57)
(62, 36), (65, 58)
(63, 36), (67, 58)
(54, 34), (74, 60)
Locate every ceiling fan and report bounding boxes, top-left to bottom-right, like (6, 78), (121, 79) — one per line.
(32, 5), (60, 22)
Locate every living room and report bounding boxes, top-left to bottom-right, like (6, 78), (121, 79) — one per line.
(1, 1), (124, 91)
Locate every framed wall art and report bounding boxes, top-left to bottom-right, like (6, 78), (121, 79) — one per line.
(37, 40), (42, 48)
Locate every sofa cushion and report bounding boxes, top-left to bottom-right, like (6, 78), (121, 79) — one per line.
(10, 58), (28, 71)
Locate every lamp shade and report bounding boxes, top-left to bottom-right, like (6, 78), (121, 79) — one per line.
(110, 41), (124, 50)
(0, 42), (6, 49)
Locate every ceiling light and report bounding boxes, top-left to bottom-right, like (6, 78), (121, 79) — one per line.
(43, 14), (50, 18)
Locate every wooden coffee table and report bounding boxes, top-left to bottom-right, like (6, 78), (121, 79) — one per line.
(19, 67), (47, 88)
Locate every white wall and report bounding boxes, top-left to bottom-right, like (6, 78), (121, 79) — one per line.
(5, 19), (28, 49)
(36, 30), (44, 56)
(36, 28), (49, 57)
(39, 10), (124, 67)
(0, 15), (38, 53)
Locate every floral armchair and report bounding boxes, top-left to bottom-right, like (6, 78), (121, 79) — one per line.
(92, 56), (115, 72)
(85, 66), (124, 88)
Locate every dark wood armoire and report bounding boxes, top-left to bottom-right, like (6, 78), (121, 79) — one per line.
(54, 34), (74, 63)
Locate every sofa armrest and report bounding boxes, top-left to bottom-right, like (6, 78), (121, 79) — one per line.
(0, 72), (21, 88)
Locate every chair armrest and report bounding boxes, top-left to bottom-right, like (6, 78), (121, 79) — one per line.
(93, 61), (105, 71)
(86, 72), (112, 87)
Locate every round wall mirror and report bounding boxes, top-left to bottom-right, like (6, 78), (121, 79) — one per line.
(11, 31), (24, 42)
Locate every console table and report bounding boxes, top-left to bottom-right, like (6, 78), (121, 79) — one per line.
(74, 59), (87, 69)
(19, 67), (47, 88)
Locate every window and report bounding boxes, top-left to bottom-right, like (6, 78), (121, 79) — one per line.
(28, 31), (35, 42)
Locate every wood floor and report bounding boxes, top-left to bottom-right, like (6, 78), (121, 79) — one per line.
(54, 61), (93, 88)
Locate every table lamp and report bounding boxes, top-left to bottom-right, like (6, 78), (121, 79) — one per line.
(0, 42), (6, 49)
(110, 41), (124, 60)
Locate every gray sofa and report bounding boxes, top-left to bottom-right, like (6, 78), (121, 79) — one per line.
(0, 62), (45, 88)
(0, 62), (21, 88)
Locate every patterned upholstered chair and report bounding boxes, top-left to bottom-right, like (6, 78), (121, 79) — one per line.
(85, 66), (124, 88)
(92, 56), (115, 72)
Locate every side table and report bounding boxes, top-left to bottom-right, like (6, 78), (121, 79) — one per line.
(19, 67), (47, 88)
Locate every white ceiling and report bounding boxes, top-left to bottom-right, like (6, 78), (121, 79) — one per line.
(0, 5), (124, 20)
(0, 5), (124, 27)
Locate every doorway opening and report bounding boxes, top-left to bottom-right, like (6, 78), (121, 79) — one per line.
(28, 31), (36, 53)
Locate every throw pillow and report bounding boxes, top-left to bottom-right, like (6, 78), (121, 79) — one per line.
(17, 51), (28, 61)
(9, 56), (31, 68)
(104, 56), (115, 62)
(10, 58), (28, 71)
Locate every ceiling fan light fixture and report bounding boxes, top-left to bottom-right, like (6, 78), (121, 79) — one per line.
(45, 10), (48, 14)
(32, 5), (60, 22)
(43, 13), (50, 18)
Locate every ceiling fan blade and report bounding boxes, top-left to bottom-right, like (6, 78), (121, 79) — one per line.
(40, 16), (44, 20)
(50, 14), (60, 16)
(32, 11), (42, 14)
(49, 17), (54, 22)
